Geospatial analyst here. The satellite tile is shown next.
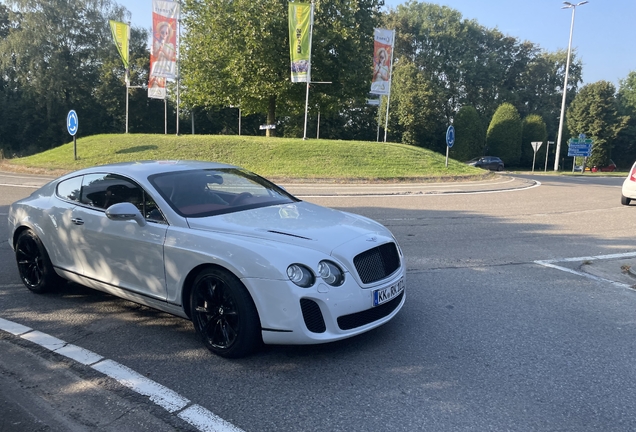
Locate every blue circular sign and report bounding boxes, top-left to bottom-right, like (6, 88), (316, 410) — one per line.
(67, 110), (78, 136)
(446, 125), (455, 148)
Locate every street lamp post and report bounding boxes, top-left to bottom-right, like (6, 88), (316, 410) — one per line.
(554, 1), (588, 171)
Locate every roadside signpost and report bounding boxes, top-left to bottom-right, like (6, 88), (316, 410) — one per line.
(67, 110), (78, 160)
(445, 125), (455, 168)
(567, 134), (593, 172)
(544, 141), (554, 172)
(530, 141), (543, 172)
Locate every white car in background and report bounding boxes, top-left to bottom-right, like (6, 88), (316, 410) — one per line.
(8, 160), (406, 358)
(621, 161), (636, 205)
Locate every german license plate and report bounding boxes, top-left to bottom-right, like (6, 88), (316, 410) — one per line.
(373, 278), (404, 307)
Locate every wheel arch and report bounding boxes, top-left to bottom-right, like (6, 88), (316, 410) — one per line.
(181, 263), (260, 324)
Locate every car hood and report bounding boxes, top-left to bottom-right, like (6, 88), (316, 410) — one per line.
(186, 202), (389, 254)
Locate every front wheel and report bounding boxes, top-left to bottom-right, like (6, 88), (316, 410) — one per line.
(621, 195), (631, 206)
(190, 267), (261, 358)
(15, 229), (63, 293)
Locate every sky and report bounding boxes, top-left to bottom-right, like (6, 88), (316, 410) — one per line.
(125, 0), (635, 87)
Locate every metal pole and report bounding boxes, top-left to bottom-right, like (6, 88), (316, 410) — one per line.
(125, 22), (131, 134)
(191, 109), (195, 134)
(383, 30), (396, 143)
(317, 111), (320, 139)
(377, 99), (381, 142)
(555, 2), (587, 171)
(239, 108), (241, 135)
(302, 1), (315, 140)
(176, 2), (181, 136)
(164, 99), (167, 134)
(125, 81), (129, 134)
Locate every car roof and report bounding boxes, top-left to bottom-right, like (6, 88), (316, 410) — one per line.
(59, 160), (239, 181)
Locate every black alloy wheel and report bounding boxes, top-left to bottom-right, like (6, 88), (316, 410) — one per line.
(15, 229), (61, 293)
(190, 267), (261, 358)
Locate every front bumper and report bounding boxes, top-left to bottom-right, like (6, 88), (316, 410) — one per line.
(242, 268), (406, 345)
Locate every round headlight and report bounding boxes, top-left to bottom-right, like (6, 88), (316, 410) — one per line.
(318, 261), (345, 286)
(287, 264), (315, 288)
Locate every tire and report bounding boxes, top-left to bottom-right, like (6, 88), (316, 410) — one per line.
(497, 165), (504, 172)
(190, 267), (261, 358)
(621, 195), (631, 206)
(15, 229), (63, 293)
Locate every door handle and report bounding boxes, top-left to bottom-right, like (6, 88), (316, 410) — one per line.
(71, 218), (84, 225)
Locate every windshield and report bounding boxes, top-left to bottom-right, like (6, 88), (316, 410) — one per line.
(149, 168), (299, 217)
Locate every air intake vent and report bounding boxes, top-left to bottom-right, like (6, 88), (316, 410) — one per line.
(300, 299), (326, 333)
(337, 292), (404, 330)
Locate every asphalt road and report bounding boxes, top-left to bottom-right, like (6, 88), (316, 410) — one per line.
(2, 172), (636, 431)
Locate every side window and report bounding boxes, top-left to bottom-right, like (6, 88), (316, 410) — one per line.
(56, 176), (83, 202)
(80, 174), (166, 223)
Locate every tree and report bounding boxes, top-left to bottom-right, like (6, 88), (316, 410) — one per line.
(486, 103), (522, 166)
(181, 0), (382, 137)
(450, 105), (484, 162)
(0, 0), (137, 153)
(614, 71), (636, 167)
(566, 81), (628, 168)
(520, 114), (547, 168)
(391, 60), (442, 149)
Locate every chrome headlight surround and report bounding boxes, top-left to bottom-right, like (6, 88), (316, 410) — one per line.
(318, 260), (345, 286)
(287, 264), (315, 288)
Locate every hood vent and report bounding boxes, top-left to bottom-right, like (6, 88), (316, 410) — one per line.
(267, 230), (312, 240)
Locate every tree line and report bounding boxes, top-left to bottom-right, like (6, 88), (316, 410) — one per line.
(1, 0), (634, 169)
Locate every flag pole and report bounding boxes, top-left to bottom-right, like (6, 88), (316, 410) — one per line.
(125, 22), (131, 134)
(175, 1), (181, 136)
(302, 0), (315, 140)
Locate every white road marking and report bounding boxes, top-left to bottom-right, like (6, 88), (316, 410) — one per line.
(0, 317), (246, 432)
(92, 359), (190, 413)
(0, 183), (40, 188)
(297, 179), (541, 198)
(179, 405), (246, 432)
(535, 251), (636, 290)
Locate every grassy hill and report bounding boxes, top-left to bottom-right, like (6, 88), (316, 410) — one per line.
(1, 134), (487, 181)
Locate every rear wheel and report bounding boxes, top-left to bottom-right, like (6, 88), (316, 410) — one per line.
(15, 229), (62, 293)
(621, 195), (631, 206)
(497, 165), (504, 172)
(190, 267), (261, 358)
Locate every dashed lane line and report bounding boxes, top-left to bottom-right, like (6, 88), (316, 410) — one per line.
(0, 317), (245, 432)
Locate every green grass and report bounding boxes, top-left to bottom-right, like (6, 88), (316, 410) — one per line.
(2, 133), (487, 181)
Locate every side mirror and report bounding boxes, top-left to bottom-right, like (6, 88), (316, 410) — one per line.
(105, 202), (147, 227)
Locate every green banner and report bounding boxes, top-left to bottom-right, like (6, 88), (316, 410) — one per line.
(109, 20), (129, 69)
(288, 3), (311, 83)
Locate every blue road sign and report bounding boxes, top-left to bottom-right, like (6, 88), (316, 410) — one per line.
(67, 110), (78, 136)
(446, 125), (455, 148)
(568, 137), (593, 157)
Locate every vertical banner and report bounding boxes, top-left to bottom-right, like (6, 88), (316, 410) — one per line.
(150, 0), (180, 79)
(370, 28), (395, 95)
(148, 75), (166, 99)
(109, 20), (129, 70)
(288, 2), (311, 83)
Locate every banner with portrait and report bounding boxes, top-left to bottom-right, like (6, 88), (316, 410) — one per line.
(370, 28), (394, 95)
(148, 75), (166, 99)
(109, 20), (129, 70)
(288, 2), (312, 83)
(150, 0), (179, 79)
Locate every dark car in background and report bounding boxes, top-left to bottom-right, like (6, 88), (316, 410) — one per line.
(467, 156), (505, 171)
